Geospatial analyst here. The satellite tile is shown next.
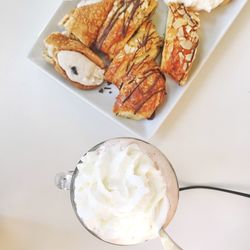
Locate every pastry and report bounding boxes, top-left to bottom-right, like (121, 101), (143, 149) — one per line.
(161, 3), (200, 85)
(96, 0), (158, 59)
(44, 32), (105, 90)
(59, 0), (114, 47)
(113, 60), (166, 120)
(105, 20), (163, 88)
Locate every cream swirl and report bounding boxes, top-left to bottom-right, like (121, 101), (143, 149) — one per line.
(74, 139), (169, 245)
(164, 0), (226, 12)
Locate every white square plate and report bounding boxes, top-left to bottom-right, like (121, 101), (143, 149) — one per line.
(28, 0), (247, 139)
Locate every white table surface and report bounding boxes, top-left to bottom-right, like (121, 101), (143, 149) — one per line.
(1, 1), (250, 250)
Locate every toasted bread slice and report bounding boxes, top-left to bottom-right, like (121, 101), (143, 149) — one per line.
(161, 3), (200, 85)
(44, 32), (105, 90)
(105, 20), (163, 88)
(114, 60), (166, 120)
(96, 0), (158, 59)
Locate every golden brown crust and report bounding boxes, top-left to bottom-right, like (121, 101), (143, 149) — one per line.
(161, 3), (200, 85)
(96, 0), (158, 59)
(59, 0), (114, 47)
(44, 32), (105, 90)
(113, 60), (166, 120)
(105, 20), (163, 88)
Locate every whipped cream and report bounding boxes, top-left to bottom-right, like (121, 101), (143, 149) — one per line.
(57, 51), (104, 86)
(74, 139), (169, 245)
(77, 0), (102, 8)
(164, 0), (225, 12)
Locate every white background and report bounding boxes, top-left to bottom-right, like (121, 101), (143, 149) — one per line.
(0, 0), (250, 249)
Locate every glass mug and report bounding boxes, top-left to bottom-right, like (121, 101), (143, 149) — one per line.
(55, 138), (181, 249)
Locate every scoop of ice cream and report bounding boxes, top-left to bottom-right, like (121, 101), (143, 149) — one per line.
(74, 139), (169, 245)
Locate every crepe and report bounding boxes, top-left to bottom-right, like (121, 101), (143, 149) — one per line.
(59, 0), (114, 47)
(105, 20), (163, 88)
(113, 60), (166, 120)
(44, 32), (105, 90)
(161, 3), (200, 85)
(96, 0), (158, 59)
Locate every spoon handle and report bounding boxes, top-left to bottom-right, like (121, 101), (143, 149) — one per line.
(159, 229), (182, 250)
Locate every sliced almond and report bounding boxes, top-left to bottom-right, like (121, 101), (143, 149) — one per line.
(177, 27), (184, 37)
(183, 62), (188, 71)
(124, 44), (137, 54)
(141, 0), (149, 10)
(180, 40), (193, 50)
(186, 53), (193, 61)
(127, 3), (133, 13)
(185, 25), (192, 33)
(164, 3), (200, 85)
(173, 18), (187, 29)
(179, 36), (185, 41)
(177, 7), (185, 16)
(119, 12), (125, 19)
(190, 13), (200, 26)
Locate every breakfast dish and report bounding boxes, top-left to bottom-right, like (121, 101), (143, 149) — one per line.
(29, 0), (244, 136)
(113, 60), (166, 120)
(105, 20), (163, 88)
(44, 32), (105, 90)
(161, 3), (200, 85)
(59, 0), (114, 47)
(44, 0), (165, 120)
(95, 0), (158, 59)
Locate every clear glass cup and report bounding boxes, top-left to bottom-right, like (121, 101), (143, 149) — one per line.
(55, 137), (181, 249)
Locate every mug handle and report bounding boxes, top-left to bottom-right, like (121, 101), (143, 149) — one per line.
(55, 171), (74, 190)
(159, 229), (182, 250)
